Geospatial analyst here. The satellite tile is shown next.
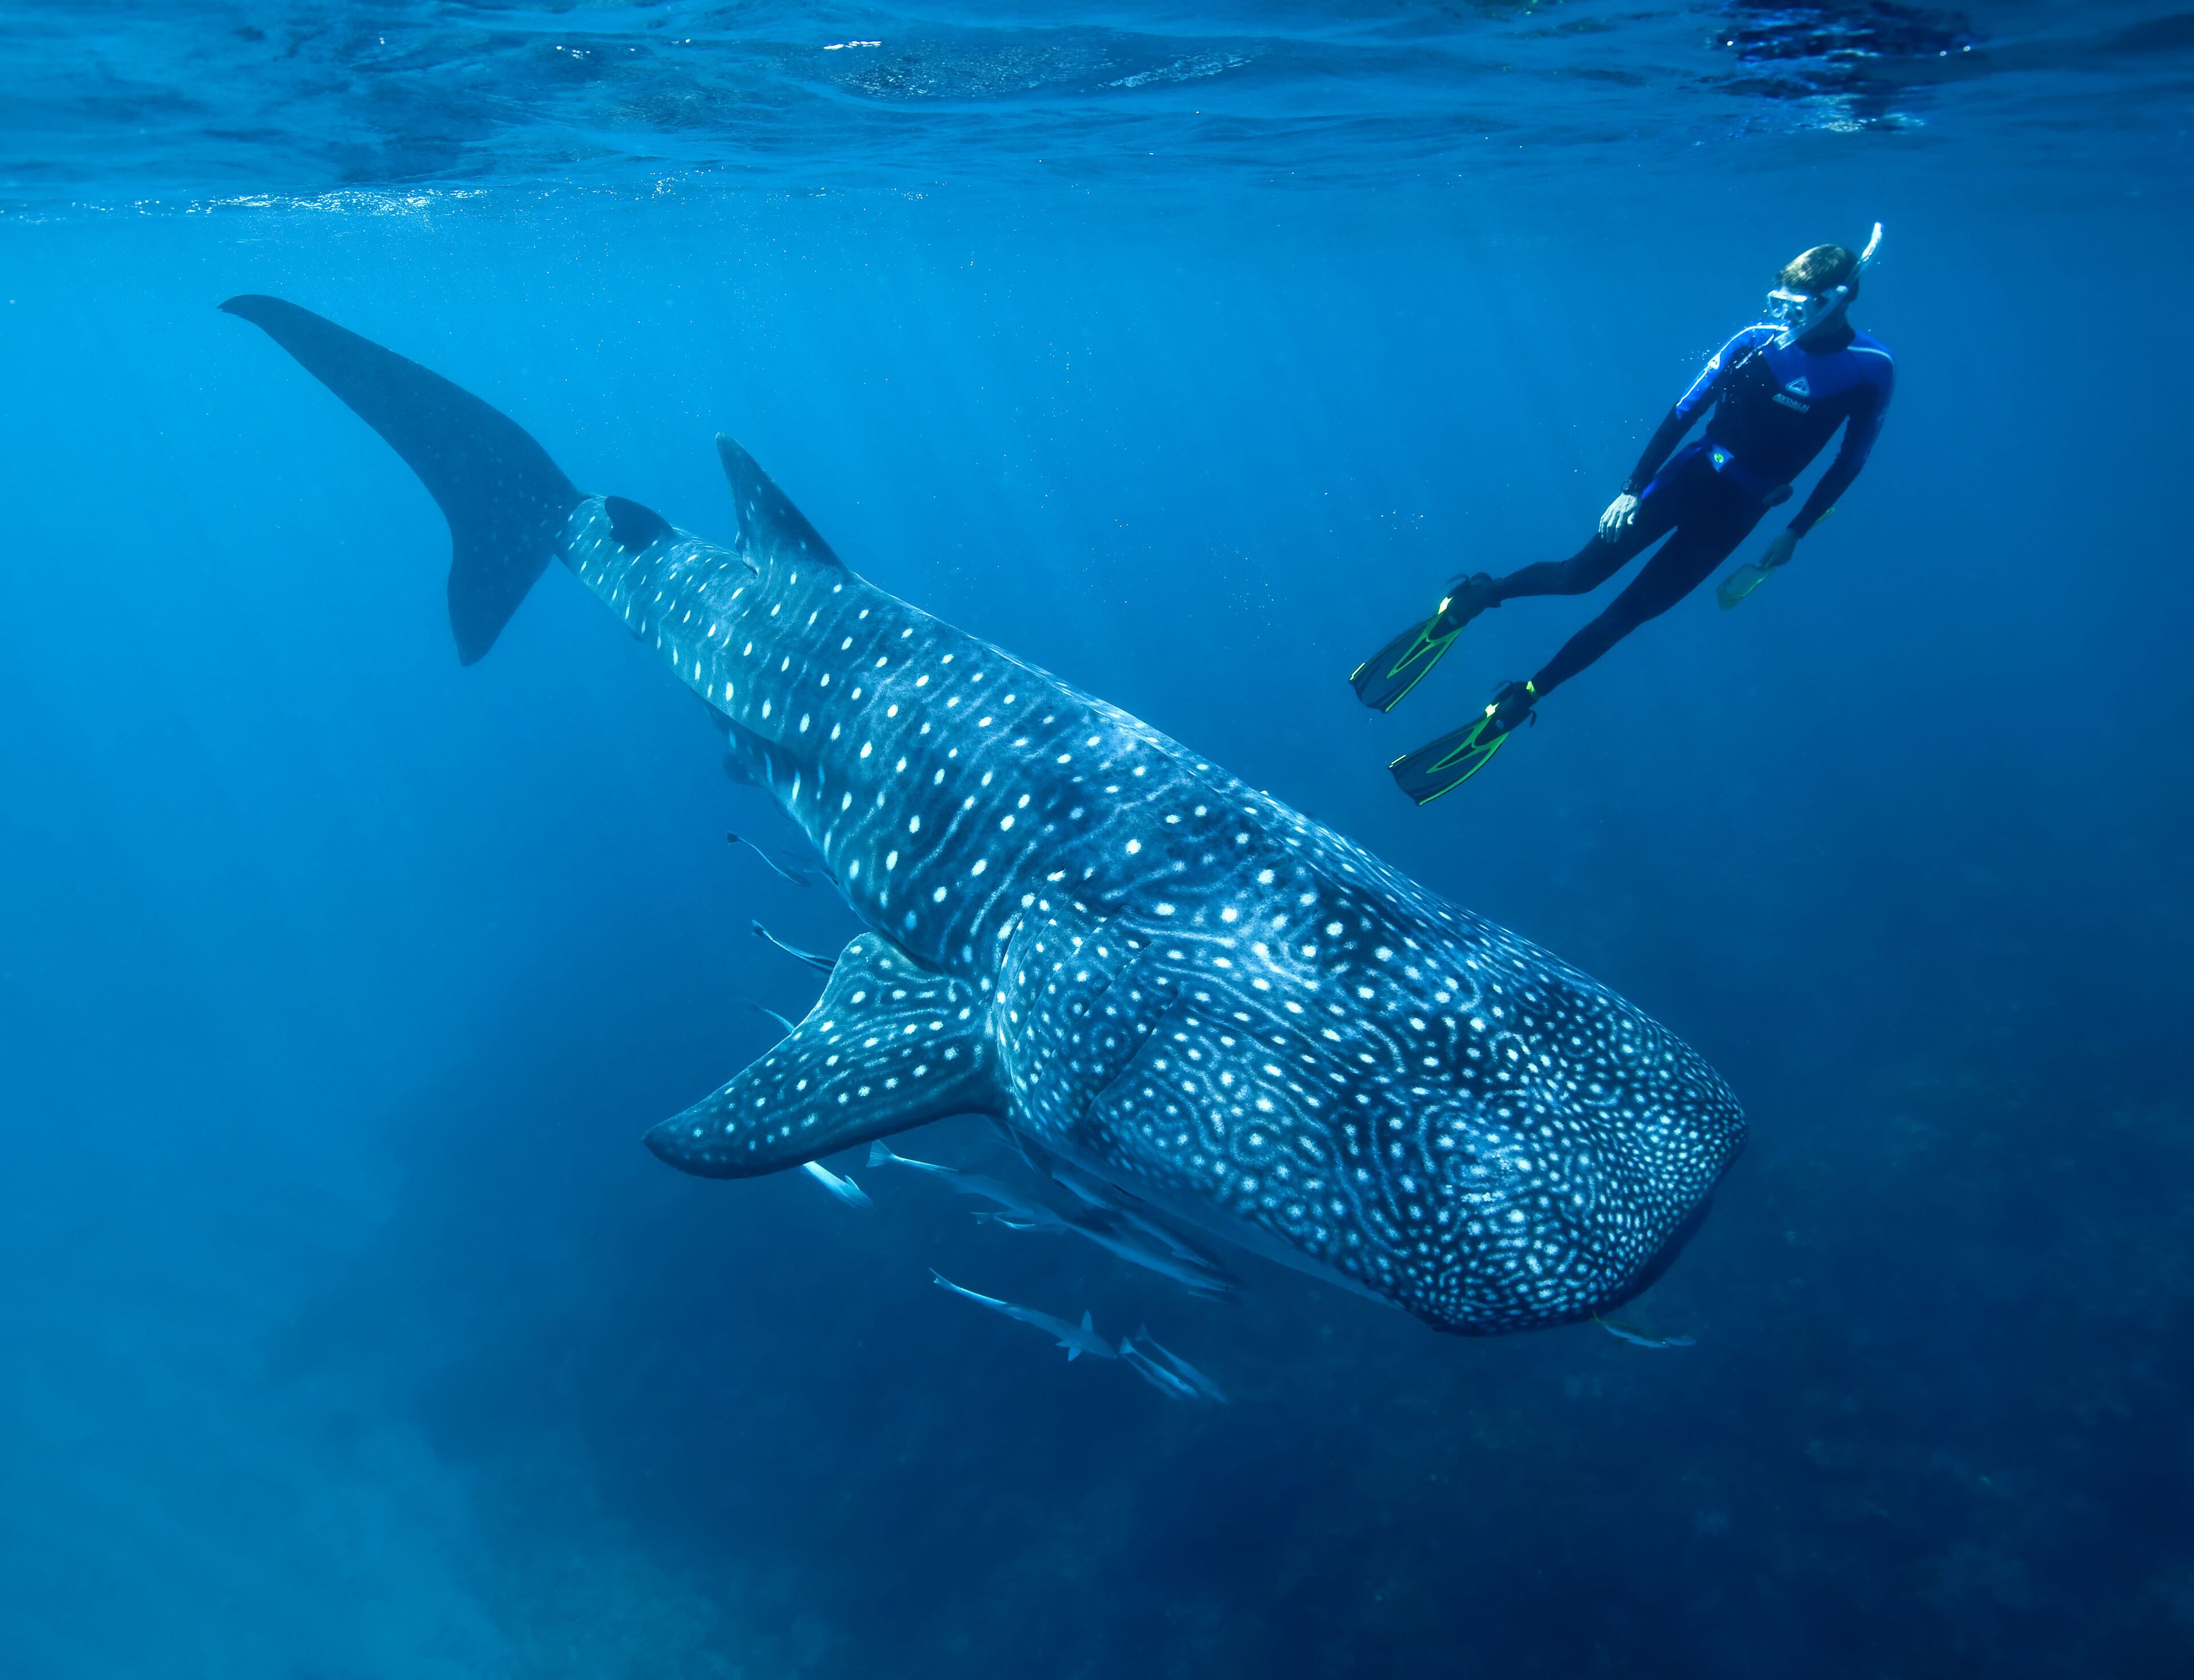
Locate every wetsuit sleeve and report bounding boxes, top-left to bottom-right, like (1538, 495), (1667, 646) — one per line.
(1622, 328), (1769, 494)
(1788, 356), (1894, 536)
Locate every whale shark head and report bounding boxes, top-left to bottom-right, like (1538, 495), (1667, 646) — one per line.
(984, 859), (1741, 1331)
(225, 296), (1747, 1335)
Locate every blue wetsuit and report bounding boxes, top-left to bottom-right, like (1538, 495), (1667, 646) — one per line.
(1489, 318), (1895, 693)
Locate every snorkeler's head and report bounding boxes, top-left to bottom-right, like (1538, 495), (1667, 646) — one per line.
(1767, 226), (1880, 343)
(1778, 243), (1861, 299)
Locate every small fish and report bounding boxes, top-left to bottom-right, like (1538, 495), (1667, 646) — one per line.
(751, 919), (835, 974)
(1008, 1128), (1223, 1267)
(972, 1206), (1071, 1234)
(801, 1159), (873, 1212)
(1060, 1206), (1242, 1299)
(746, 999), (800, 1035)
(1129, 1326), (1230, 1403)
(874, 1141), (1239, 1296)
(868, 1140), (1060, 1224)
(931, 1272), (1117, 1362)
(1593, 1314), (1696, 1350)
(869, 1138), (950, 1177)
(1120, 1336), (1201, 1401)
(1046, 1158), (1223, 1266)
(726, 830), (816, 886)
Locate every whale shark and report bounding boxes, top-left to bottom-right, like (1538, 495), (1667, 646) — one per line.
(223, 294), (1745, 1335)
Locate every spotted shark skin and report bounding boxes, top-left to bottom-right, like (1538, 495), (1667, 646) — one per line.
(230, 300), (1745, 1335)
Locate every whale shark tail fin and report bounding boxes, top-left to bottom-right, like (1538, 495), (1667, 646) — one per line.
(715, 434), (846, 573)
(646, 934), (1002, 1179)
(221, 295), (584, 666)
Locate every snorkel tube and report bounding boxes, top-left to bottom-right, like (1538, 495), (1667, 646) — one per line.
(1771, 221), (1883, 347)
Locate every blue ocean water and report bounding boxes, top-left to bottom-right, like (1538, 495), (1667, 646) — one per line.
(3, 3), (2192, 1675)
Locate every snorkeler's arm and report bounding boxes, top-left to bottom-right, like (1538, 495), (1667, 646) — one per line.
(1622, 327), (1772, 494)
(1787, 359), (1893, 538)
(1621, 408), (1692, 497)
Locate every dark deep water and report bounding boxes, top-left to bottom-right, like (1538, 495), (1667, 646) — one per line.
(4, 5), (2193, 1676)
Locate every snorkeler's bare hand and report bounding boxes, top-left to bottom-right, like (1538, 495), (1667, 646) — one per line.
(1598, 493), (1639, 540)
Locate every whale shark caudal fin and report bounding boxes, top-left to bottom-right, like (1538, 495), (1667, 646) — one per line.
(219, 295), (586, 666)
(715, 434), (844, 572)
(645, 934), (1002, 1178)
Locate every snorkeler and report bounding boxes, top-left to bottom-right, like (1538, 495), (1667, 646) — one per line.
(1355, 226), (1895, 804)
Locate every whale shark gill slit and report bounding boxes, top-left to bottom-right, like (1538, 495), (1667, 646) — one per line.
(218, 294), (582, 666)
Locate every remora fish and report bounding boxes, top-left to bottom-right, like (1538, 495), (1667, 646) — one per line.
(1119, 1335), (1201, 1400)
(747, 999), (802, 1036)
(867, 1139), (1061, 1226)
(1593, 1314), (1696, 1350)
(874, 1142), (1238, 1298)
(1054, 1205), (1241, 1299)
(801, 1159), (873, 1212)
(727, 830), (819, 887)
(224, 297), (1747, 1335)
(931, 1273), (1117, 1361)
(971, 1207), (1068, 1234)
(1130, 1326), (1230, 1403)
(1014, 1130), (1227, 1268)
(751, 920), (836, 974)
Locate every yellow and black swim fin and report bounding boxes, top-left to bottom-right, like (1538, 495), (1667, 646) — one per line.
(1715, 562), (1773, 610)
(1349, 575), (1497, 713)
(1390, 681), (1536, 806)
(1721, 509), (1824, 609)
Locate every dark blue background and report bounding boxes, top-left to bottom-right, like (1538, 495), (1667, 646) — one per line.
(2, 149), (2189, 1674)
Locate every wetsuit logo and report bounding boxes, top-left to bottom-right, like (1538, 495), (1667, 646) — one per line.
(1784, 375), (1812, 397)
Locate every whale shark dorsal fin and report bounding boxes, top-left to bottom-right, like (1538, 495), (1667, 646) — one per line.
(715, 434), (845, 572)
(644, 933), (1000, 1178)
(603, 495), (674, 554)
(220, 295), (584, 666)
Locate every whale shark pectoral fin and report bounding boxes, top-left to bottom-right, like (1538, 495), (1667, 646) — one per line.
(644, 934), (999, 1179)
(714, 434), (846, 573)
(220, 294), (584, 666)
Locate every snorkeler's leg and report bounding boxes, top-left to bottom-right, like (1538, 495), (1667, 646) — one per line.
(1485, 487), (1680, 603)
(1349, 531), (1605, 714)
(1356, 465), (1677, 716)
(1528, 509), (1759, 695)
